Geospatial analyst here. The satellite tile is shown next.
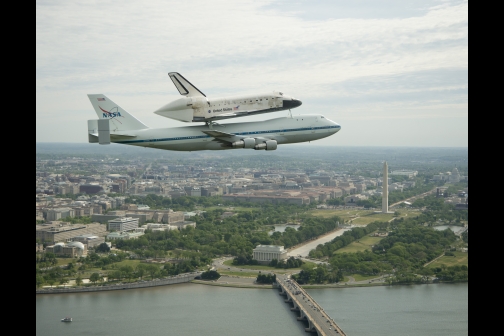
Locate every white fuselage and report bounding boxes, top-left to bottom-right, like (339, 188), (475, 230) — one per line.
(113, 114), (340, 151)
(154, 91), (302, 122)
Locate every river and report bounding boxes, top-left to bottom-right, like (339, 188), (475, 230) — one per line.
(36, 282), (467, 336)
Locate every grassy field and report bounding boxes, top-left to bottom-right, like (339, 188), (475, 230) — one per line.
(349, 273), (381, 281)
(308, 209), (366, 220)
(204, 206), (260, 212)
(222, 259), (316, 271)
(351, 213), (395, 225)
(55, 257), (76, 266)
(111, 260), (142, 268)
(428, 252), (468, 268)
(309, 208), (414, 224)
(334, 235), (384, 254)
(219, 271), (260, 277)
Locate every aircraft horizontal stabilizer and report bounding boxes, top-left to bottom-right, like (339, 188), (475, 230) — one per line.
(110, 133), (137, 138)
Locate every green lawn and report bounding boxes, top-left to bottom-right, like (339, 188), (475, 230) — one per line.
(351, 213), (394, 225)
(428, 252), (468, 268)
(349, 273), (380, 281)
(55, 257), (76, 266)
(309, 208), (415, 224)
(111, 259), (142, 268)
(334, 235), (384, 254)
(308, 209), (365, 219)
(219, 271), (260, 277)
(204, 206), (260, 212)
(222, 259), (316, 271)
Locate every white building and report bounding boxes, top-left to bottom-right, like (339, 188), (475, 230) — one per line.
(390, 170), (418, 178)
(108, 217), (139, 232)
(107, 231), (144, 240)
(253, 245), (288, 264)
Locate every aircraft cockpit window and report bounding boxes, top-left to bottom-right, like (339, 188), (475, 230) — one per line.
(279, 92), (283, 95)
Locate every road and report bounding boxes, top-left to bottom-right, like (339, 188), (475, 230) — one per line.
(287, 227), (352, 258)
(390, 187), (437, 208)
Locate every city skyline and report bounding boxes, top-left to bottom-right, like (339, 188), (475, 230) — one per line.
(36, 0), (468, 147)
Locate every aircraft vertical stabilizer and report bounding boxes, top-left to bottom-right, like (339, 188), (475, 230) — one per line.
(87, 94), (148, 131)
(168, 72), (206, 97)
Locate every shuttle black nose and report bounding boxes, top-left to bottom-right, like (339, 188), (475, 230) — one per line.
(283, 99), (302, 109)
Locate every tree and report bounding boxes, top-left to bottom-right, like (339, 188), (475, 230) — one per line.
(146, 264), (160, 280)
(75, 276), (83, 286)
(89, 272), (101, 285)
(36, 275), (45, 288)
(201, 270), (220, 280)
(96, 243), (111, 253)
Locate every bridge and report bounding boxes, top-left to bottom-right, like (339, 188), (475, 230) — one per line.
(276, 275), (346, 336)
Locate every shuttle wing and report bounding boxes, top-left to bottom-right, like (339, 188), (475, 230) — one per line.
(168, 72), (206, 97)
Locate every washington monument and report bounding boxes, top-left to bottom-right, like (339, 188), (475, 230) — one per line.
(382, 161), (392, 213)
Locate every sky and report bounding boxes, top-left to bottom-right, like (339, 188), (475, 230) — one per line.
(36, 0), (468, 147)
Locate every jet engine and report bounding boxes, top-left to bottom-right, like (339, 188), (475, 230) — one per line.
(254, 140), (277, 151)
(232, 138), (256, 149)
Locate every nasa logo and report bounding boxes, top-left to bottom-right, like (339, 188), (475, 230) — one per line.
(102, 112), (122, 118)
(99, 106), (123, 119)
(208, 110), (211, 113)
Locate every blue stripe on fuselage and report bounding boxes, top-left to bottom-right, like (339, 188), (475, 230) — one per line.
(114, 125), (341, 144)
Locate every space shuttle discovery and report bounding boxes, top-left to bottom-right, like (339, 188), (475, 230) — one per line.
(154, 72), (302, 123)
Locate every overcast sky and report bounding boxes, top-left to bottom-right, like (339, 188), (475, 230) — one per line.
(36, 0), (468, 147)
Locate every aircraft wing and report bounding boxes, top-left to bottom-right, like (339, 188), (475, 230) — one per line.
(201, 130), (242, 144)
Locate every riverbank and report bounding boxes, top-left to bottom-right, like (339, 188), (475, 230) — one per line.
(36, 273), (199, 294)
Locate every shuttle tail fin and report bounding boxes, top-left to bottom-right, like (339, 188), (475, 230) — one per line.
(168, 72), (206, 97)
(87, 94), (148, 131)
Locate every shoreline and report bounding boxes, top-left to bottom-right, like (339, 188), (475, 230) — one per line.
(36, 273), (468, 294)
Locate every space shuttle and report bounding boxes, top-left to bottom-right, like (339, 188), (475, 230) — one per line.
(154, 72), (302, 123)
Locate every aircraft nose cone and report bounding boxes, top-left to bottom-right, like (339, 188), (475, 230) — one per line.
(283, 99), (302, 109)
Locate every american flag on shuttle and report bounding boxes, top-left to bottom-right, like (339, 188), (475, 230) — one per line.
(233, 105), (240, 110)
(97, 98), (105, 101)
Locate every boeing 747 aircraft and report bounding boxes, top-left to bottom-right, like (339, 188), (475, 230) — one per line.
(153, 72), (302, 123)
(87, 94), (340, 151)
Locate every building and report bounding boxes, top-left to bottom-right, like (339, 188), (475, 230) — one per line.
(389, 170), (418, 178)
(36, 222), (107, 243)
(222, 194), (310, 205)
(107, 231), (145, 240)
(46, 207), (75, 221)
(72, 234), (105, 248)
(45, 241), (87, 257)
(91, 210), (126, 223)
(253, 245), (288, 264)
(344, 194), (368, 206)
(79, 184), (104, 194)
(169, 221), (196, 230)
(108, 217), (139, 232)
